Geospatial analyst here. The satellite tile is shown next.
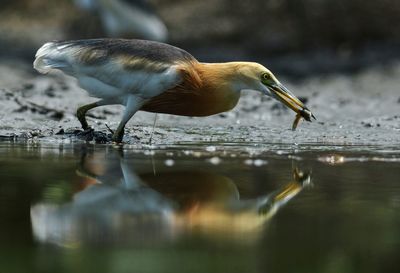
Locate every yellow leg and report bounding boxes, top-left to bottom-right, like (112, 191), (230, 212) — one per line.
(112, 126), (125, 143)
(76, 99), (118, 130)
(76, 102), (99, 130)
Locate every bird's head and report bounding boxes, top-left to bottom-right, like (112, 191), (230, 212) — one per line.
(235, 62), (315, 122)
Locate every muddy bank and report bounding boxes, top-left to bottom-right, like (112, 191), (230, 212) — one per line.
(0, 61), (399, 147)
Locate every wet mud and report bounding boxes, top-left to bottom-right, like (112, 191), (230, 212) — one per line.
(0, 61), (399, 147)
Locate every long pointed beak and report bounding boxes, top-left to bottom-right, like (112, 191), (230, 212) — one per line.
(270, 83), (316, 122)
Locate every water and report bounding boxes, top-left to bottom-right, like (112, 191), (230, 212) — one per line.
(1, 141), (400, 273)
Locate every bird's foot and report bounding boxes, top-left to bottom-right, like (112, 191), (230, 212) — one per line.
(75, 128), (111, 143)
(111, 132), (124, 144)
(111, 127), (129, 144)
(77, 118), (89, 131)
(76, 108), (90, 130)
(76, 128), (94, 141)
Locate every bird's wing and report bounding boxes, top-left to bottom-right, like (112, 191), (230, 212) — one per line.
(34, 39), (196, 98)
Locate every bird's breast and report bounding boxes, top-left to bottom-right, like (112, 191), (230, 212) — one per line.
(140, 85), (241, 117)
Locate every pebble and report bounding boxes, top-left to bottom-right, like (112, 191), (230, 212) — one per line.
(55, 128), (64, 135)
(364, 123), (373, 128)
(22, 83), (34, 90)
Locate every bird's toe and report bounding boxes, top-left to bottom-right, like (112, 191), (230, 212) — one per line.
(93, 131), (110, 144)
(76, 128), (95, 141)
(111, 130), (124, 143)
(75, 128), (113, 143)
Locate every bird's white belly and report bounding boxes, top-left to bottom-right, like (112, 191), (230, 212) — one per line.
(114, 69), (180, 98)
(77, 76), (125, 100)
(75, 64), (181, 102)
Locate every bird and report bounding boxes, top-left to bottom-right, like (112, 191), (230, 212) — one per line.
(33, 38), (315, 143)
(31, 149), (311, 245)
(73, 0), (168, 41)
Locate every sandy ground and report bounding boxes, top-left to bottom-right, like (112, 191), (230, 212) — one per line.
(0, 60), (399, 147)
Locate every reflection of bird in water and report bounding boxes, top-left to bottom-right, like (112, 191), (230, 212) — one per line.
(30, 150), (312, 246)
(31, 152), (176, 245)
(34, 39), (315, 143)
(143, 168), (311, 236)
(74, 0), (168, 41)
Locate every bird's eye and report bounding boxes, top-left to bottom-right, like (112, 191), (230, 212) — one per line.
(261, 73), (271, 82)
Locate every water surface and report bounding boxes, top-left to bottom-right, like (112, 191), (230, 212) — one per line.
(0, 141), (399, 273)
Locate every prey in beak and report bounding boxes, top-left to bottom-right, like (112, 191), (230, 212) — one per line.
(268, 82), (316, 130)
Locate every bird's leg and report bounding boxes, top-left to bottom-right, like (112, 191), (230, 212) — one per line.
(76, 102), (100, 130)
(76, 99), (114, 130)
(112, 95), (146, 143)
(112, 124), (126, 143)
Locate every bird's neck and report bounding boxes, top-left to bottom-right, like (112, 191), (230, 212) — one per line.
(195, 62), (245, 93)
(141, 62), (245, 116)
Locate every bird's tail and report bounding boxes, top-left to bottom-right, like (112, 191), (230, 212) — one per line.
(33, 42), (71, 74)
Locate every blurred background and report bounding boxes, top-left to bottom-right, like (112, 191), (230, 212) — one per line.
(1, 0), (400, 77)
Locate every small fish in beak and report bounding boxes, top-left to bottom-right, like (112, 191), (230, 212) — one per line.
(292, 108), (315, 131)
(269, 83), (316, 130)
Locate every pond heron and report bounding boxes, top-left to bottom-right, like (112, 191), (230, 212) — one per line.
(34, 39), (315, 142)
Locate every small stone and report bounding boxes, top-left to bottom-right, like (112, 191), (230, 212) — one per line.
(55, 128), (64, 135)
(30, 130), (41, 137)
(48, 111), (64, 120)
(363, 123), (373, 128)
(22, 83), (34, 90)
(44, 86), (55, 97)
